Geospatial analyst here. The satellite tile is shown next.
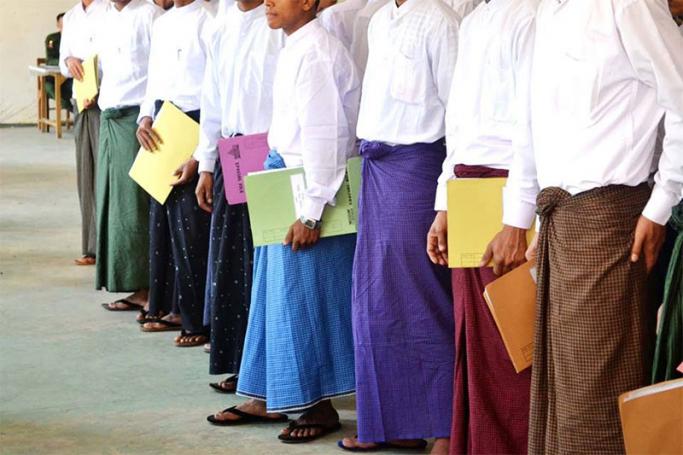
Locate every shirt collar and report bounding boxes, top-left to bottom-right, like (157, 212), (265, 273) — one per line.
(172, 0), (203, 14)
(390, 0), (418, 20)
(235, 2), (265, 21)
(110, 0), (140, 14)
(483, 0), (508, 13)
(285, 18), (320, 48)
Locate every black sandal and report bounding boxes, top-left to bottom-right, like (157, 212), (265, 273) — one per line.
(101, 299), (144, 312)
(206, 406), (288, 426)
(209, 376), (238, 394)
(337, 437), (428, 452)
(136, 309), (156, 324)
(278, 421), (342, 444)
(141, 318), (182, 332)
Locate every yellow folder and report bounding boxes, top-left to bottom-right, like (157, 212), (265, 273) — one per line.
(73, 55), (99, 113)
(447, 178), (535, 268)
(128, 102), (199, 204)
(619, 379), (683, 455)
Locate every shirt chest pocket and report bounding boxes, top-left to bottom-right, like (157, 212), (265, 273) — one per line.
(554, 42), (600, 124)
(481, 49), (513, 124)
(390, 49), (429, 105)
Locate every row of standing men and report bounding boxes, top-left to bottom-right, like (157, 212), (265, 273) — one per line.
(59, 0), (683, 452)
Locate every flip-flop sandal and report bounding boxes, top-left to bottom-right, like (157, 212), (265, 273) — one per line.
(206, 406), (288, 426)
(101, 299), (144, 312)
(137, 309), (153, 324)
(279, 421), (342, 444)
(209, 376), (238, 394)
(174, 331), (208, 347)
(337, 438), (428, 452)
(141, 318), (182, 332)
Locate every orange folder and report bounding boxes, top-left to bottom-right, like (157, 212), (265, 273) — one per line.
(483, 261), (537, 373)
(619, 379), (683, 455)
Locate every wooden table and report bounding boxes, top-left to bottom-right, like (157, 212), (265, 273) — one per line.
(28, 64), (70, 139)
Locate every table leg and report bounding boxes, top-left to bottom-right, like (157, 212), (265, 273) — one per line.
(39, 76), (48, 133)
(55, 76), (63, 139)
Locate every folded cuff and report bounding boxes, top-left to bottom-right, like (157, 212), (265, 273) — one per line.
(197, 158), (216, 174)
(434, 182), (448, 212)
(502, 193), (536, 230)
(301, 197), (326, 221)
(642, 186), (678, 226)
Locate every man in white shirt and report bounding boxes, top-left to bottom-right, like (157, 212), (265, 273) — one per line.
(188, 0), (283, 402)
(228, 0), (361, 444)
(318, 0), (366, 52)
(426, 1), (537, 453)
(97, 0), (162, 311)
(133, 0), (213, 348)
(487, 1), (683, 453)
(341, 0), (458, 452)
(60, 0), (108, 266)
(348, 0), (388, 75)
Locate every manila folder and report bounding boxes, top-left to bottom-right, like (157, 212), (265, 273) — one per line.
(447, 178), (535, 268)
(483, 260), (537, 373)
(128, 101), (199, 204)
(73, 55), (99, 113)
(619, 379), (683, 455)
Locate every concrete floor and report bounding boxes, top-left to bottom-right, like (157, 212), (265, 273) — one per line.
(0, 127), (408, 455)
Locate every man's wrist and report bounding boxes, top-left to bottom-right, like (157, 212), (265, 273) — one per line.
(299, 216), (321, 230)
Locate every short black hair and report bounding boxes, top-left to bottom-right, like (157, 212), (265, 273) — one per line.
(57, 12), (65, 21)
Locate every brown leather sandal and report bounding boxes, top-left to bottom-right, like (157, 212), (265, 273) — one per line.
(174, 331), (208, 348)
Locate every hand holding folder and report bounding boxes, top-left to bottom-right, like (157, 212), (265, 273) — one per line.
(129, 102), (200, 204)
(447, 178), (535, 268)
(73, 55), (99, 113)
(245, 157), (362, 247)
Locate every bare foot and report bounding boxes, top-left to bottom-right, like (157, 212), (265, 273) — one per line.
(431, 438), (449, 454)
(126, 289), (149, 306)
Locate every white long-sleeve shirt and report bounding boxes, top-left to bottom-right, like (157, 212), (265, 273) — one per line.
(268, 19), (361, 221)
(319, 0), (367, 52)
(349, 0), (389, 76)
(193, 4), (284, 173)
(356, 0), (460, 145)
(138, 1), (212, 121)
(435, 0), (538, 212)
(59, 0), (109, 78)
(503, 0), (683, 228)
(97, 0), (163, 111)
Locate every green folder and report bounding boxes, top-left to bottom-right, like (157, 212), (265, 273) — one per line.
(245, 157), (362, 247)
